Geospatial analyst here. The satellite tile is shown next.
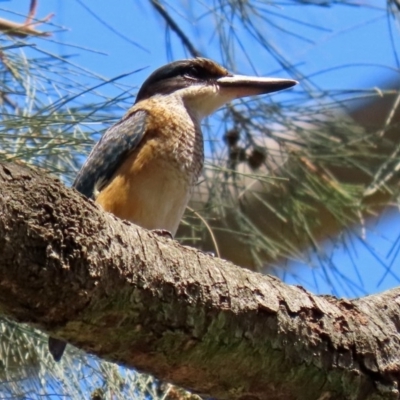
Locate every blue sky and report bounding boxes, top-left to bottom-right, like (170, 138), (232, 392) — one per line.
(3, 0), (400, 298)
(6, 0), (398, 89)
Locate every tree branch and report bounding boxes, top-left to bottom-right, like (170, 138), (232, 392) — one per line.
(149, 0), (201, 58)
(0, 162), (399, 400)
(0, 17), (51, 38)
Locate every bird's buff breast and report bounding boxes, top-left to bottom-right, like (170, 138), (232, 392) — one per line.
(96, 108), (203, 236)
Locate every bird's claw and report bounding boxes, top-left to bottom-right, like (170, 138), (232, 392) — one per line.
(152, 229), (173, 239)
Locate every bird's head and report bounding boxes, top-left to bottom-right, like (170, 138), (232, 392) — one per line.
(135, 58), (297, 119)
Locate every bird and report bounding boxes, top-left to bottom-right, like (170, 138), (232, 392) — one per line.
(48, 57), (297, 361)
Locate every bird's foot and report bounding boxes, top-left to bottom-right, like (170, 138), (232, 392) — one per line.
(152, 229), (173, 239)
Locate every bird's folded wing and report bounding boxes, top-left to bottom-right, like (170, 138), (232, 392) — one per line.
(73, 109), (148, 198)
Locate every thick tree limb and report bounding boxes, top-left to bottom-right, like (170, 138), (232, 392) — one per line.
(0, 162), (399, 400)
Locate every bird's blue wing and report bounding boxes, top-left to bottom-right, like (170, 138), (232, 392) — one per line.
(73, 110), (148, 198)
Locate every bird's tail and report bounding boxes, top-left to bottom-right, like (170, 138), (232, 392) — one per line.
(48, 337), (67, 362)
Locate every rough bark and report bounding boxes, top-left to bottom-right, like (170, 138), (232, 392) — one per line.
(0, 162), (399, 400)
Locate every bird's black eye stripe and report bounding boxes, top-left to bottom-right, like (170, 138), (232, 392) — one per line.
(182, 66), (219, 81)
(135, 58), (229, 102)
(185, 66), (202, 79)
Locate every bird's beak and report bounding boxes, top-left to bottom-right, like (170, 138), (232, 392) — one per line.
(217, 75), (297, 99)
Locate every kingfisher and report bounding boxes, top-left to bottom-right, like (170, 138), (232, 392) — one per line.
(48, 57), (297, 361)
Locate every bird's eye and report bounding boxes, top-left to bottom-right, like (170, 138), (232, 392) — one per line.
(189, 66), (199, 75)
(183, 67), (200, 81)
(184, 66), (207, 81)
